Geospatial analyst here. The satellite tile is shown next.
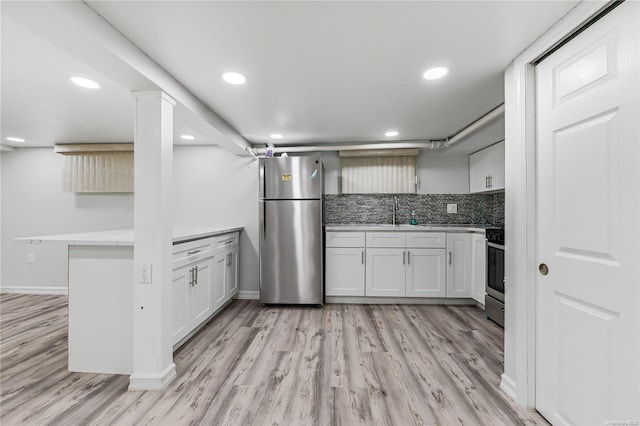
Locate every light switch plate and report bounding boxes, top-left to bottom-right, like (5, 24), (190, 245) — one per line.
(447, 203), (458, 214)
(138, 262), (152, 284)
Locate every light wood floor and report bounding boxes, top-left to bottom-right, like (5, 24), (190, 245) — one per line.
(0, 294), (547, 425)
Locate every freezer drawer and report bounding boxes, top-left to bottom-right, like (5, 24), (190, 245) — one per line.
(261, 157), (322, 200)
(260, 199), (323, 304)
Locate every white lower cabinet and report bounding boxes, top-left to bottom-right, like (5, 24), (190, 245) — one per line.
(212, 253), (228, 310)
(366, 248), (406, 296)
(471, 233), (487, 304)
(172, 256), (214, 345)
(325, 232), (366, 296)
(212, 236), (240, 310)
(406, 249), (447, 297)
(446, 233), (473, 298)
(326, 247), (365, 296)
(227, 246), (240, 298)
(172, 232), (240, 347)
(326, 230), (483, 300)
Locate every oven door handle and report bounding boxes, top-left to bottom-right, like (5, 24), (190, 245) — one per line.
(487, 242), (504, 250)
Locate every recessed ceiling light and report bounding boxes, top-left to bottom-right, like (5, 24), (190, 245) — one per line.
(6, 137), (25, 143)
(180, 134), (195, 141)
(270, 134), (283, 139)
(69, 76), (100, 89)
(423, 67), (449, 80)
(222, 72), (247, 85)
(385, 130), (399, 137)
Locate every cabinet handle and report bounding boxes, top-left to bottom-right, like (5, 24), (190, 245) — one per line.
(189, 268), (194, 286)
(407, 250), (410, 264)
(361, 250), (364, 265)
(194, 265), (198, 285)
(485, 176), (488, 188)
(187, 249), (201, 256)
(448, 251), (452, 265)
(227, 253), (231, 266)
(224, 239), (233, 245)
(403, 251), (406, 265)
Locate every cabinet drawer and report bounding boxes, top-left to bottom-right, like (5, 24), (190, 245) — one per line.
(326, 232), (365, 248)
(173, 238), (213, 267)
(406, 232), (446, 248)
(214, 232), (239, 253)
(366, 232), (405, 248)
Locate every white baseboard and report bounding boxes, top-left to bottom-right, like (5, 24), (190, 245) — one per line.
(0, 286), (68, 295)
(500, 373), (517, 400)
(326, 296), (477, 305)
(129, 363), (176, 391)
(236, 290), (259, 300)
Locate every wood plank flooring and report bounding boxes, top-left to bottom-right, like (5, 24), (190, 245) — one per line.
(0, 293), (547, 425)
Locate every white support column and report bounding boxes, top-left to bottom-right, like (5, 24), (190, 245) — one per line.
(129, 91), (176, 391)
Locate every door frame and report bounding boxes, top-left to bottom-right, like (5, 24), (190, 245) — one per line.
(502, 0), (619, 410)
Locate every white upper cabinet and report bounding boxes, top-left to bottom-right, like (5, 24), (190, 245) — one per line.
(470, 141), (505, 193)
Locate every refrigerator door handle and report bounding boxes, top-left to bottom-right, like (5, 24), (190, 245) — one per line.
(259, 200), (266, 241)
(259, 159), (265, 200)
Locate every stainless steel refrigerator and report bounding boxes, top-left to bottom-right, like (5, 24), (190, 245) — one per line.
(259, 156), (323, 305)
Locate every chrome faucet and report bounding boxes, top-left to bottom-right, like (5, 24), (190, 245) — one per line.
(392, 196), (399, 225)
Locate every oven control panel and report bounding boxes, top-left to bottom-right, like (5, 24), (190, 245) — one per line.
(486, 228), (504, 246)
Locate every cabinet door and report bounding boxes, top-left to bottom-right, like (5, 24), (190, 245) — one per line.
(172, 266), (190, 345)
(469, 147), (494, 193)
(190, 257), (214, 327)
(212, 252), (228, 310)
(406, 249), (446, 297)
(471, 234), (487, 304)
(491, 141), (505, 190)
(226, 247), (240, 300)
(446, 233), (473, 298)
(326, 247), (365, 296)
(366, 248), (405, 297)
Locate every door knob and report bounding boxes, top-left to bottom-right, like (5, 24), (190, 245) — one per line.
(538, 263), (549, 276)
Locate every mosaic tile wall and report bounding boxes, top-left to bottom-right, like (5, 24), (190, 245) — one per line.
(324, 192), (505, 226)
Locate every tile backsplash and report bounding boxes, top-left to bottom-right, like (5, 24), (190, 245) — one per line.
(324, 193), (504, 226)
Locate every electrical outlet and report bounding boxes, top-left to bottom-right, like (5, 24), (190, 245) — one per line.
(138, 263), (152, 284)
(27, 253), (35, 264)
(447, 203), (458, 214)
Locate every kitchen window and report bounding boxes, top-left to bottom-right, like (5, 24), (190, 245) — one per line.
(340, 149), (418, 194)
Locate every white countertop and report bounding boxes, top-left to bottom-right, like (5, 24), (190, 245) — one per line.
(325, 224), (491, 233)
(14, 225), (243, 246)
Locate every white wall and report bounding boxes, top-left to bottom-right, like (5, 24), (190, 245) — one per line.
(321, 150), (470, 194)
(1, 146), (259, 296)
(1, 148), (134, 292)
(173, 146), (259, 295)
(417, 151), (469, 194)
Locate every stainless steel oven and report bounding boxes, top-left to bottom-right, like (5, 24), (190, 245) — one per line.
(485, 228), (504, 326)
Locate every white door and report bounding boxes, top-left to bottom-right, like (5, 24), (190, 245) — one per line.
(536, 2), (639, 424)
(325, 247), (365, 296)
(405, 249), (446, 297)
(366, 248), (405, 297)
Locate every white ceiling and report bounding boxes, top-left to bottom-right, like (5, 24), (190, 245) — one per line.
(1, 1), (579, 154)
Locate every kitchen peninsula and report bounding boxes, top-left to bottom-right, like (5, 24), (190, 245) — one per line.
(14, 226), (242, 375)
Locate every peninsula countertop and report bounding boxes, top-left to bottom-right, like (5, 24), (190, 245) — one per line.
(14, 225), (244, 246)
